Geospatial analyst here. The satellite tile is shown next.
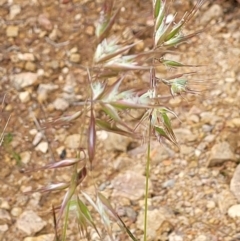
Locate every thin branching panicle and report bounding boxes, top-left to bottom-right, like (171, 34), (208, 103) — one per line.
(23, 0), (207, 240)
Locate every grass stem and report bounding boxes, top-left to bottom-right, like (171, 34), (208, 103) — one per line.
(143, 118), (152, 241)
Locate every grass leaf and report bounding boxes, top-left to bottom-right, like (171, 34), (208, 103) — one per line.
(97, 192), (139, 241)
(88, 106), (96, 168)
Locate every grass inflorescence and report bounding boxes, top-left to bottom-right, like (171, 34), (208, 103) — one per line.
(23, 0), (207, 240)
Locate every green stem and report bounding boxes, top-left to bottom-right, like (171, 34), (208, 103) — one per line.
(143, 119), (152, 241)
(62, 200), (70, 241)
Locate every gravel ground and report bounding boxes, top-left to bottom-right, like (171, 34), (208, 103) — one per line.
(0, 0), (240, 241)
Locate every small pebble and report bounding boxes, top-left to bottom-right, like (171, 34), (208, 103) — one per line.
(162, 179), (175, 188)
(32, 132), (43, 146)
(9, 5), (21, 19)
(53, 98), (69, 111)
(69, 53), (81, 63)
(206, 201), (216, 209)
(228, 205), (240, 218)
(25, 61), (36, 72)
(6, 26), (19, 37)
(11, 207), (22, 217)
(20, 151), (31, 164)
(19, 91), (30, 103)
(0, 200), (10, 210)
(35, 142), (48, 153)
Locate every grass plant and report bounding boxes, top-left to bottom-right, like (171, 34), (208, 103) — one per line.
(0, 94), (11, 148)
(24, 0), (206, 240)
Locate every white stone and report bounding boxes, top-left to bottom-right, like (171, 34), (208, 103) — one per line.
(37, 84), (58, 103)
(200, 112), (221, 125)
(25, 61), (36, 72)
(11, 207), (22, 217)
(203, 134), (215, 143)
(62, 67), (69, 74)
(174, 128), (198, 143)
(188, 114), (200, 123)
(206, 200), (216, 209)
(16, 210), (46, 235)
(37, 14), (52, 31)
(35, 142), (48, 153)
(228, 205), (240, 218)
(17, 53), (35, 61)
(64, 134), (82, 149)
(111, 156), (135, 171)
(231, 164), (240, 202)
(101, 132), (131, 152)
(37, 84), (58, 94)
(56, 146), (65, 156)
(0, 209), (11, 222)
(180, 145), (194, 155)
(0, 224), (8, 232)
(6, 25), (19, 37)
(28, 193), (42, 208)
(37, 69), (45, 76)
(20, 151), (31, 164)
(32, 132), (43, 146)
(53, 98), (69, 111)
(111, 171), (152, 200)
(74, 14), (81, 21)
(19, 91), (30, 103)
(69, 53), (81, 63)
(97, 130), (108, 140)
(136, 208), (173, 239)
(49, 28), (62, 41)
(149, 142), (174, 164)
(169, 233), (183, 241)
(9, 5), (21, 19)
(227, 118), (240, 128)
(11, 72), (38, 90)
(194, 235), (211, 241)
(0, 199), (10, 210)
(162, 179), (175, 189)
(195, 149), (201, 157)
(29, 129), (38, 135)
(208, 141), (236, 167)
(225, 77), (235, 83)
(201, 4), (223, 24)
(69, 47), (78, 53)
(23, 234), (55, 241)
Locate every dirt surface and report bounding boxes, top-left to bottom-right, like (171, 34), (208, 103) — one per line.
(0, 0), (240, 241)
